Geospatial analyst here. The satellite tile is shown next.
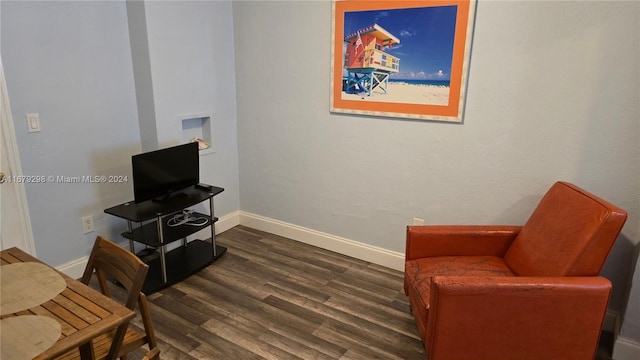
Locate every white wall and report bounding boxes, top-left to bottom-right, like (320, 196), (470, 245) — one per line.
(233, 0), (639, 343)
(1, 0), (141, 265)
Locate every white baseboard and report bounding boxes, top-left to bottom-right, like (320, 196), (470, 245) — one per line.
(57, 211), (404, 278)
(214, 210), (242, 234)
(56, 255), (89, 280)
(613, 336), (640, 360)
(238, 211), (405, 271)
(56, 211), (241, 279)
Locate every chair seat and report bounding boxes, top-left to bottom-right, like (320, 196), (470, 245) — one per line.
(405, 256), (515, 337)
(406, 256), (515, 305)
(54, 325), (147, 360)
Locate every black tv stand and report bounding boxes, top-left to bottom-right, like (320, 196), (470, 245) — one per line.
(104, 184), (225, 294)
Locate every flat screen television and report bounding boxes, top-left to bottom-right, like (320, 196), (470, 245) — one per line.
(132, 142), (199, 203)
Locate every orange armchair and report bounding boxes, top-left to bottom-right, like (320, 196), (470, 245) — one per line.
(404, 181), (627, 360)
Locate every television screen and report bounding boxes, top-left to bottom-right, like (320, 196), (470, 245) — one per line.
(132, 142), (199, 203)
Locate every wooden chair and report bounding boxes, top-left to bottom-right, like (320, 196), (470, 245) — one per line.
(55, 236), (159, 360)
(142, 348), (160, 360)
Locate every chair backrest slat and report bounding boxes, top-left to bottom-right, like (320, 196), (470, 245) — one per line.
(81, 236), (148, 309)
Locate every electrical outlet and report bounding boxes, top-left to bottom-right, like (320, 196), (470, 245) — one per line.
(82, 215), (94, 234)
(412, 217), (425, 226)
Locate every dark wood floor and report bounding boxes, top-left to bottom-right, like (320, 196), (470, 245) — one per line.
(106, 225), (613, 360)
(123, 225), (426, 359)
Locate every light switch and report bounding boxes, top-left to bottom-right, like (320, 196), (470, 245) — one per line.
(26, 113), (41, 132)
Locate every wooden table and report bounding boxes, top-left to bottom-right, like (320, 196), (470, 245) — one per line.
(0, 247), (135, 360)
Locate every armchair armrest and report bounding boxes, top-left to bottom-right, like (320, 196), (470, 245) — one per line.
(405, 225), (521, 260)
(426, 276), (611, 360)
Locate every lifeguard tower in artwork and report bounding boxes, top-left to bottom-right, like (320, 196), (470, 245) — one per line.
(343, 23), (400, 96)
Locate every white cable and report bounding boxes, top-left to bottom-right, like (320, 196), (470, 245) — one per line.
(167, 211), (209, 227)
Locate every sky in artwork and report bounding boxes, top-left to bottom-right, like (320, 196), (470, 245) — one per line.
(343, 5), (458, 81)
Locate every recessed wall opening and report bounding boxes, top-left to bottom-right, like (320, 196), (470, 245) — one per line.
(178, 113), (213, 155)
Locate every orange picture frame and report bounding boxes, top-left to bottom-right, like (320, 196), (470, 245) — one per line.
(330, 0), (476, 122)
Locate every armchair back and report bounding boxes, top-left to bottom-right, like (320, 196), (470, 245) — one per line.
(504, 182), (627, 276)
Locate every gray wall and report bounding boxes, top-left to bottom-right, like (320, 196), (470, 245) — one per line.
(233, 0), (639, 341)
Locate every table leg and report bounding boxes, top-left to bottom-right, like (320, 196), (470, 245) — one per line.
(79, 341), (95, 360)
(105, 322), (129, 360)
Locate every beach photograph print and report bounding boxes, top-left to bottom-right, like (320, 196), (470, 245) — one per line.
(331, 0), (476, 122)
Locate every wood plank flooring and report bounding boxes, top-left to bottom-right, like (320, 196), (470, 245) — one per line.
(122, 225), (426, 359)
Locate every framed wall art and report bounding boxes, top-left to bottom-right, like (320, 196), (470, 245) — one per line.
(330, 0), (477, 123)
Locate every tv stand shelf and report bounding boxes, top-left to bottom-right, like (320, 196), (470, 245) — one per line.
(142, 240), (226, 294)
(104, 184), (225, 294)
(122, 212), (218, 247)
